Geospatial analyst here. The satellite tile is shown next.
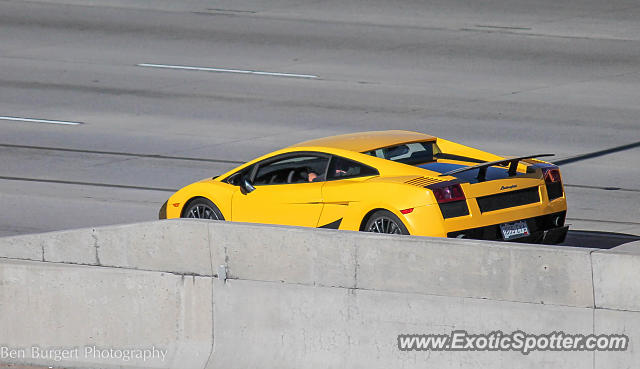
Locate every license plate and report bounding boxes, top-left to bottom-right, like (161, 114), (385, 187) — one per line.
(499, 220), (530, 240)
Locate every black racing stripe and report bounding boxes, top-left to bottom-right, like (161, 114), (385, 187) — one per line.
(555, 141), (640, 166)
(0, 143), (245, 164)
(0, 176), (177, 192)
(564, 184), (640, 192)
(319, 218), (342, 229)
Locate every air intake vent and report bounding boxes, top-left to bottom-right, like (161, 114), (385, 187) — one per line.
(405, 177), (442, 187)
(477, 187), (540, 213)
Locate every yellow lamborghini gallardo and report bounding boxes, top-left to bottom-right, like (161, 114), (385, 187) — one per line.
(160, 130), (568, 244)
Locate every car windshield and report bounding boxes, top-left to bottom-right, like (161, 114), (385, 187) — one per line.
(363, 141), (441, 165)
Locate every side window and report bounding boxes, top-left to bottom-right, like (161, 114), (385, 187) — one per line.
(225, 165), (255, 186)
(327, 156), (379, 180)
(253, 155), (330, 185)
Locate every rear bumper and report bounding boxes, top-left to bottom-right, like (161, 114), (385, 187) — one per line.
(447, 211), (568, 244)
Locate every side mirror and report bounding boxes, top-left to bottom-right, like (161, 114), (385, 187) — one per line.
(240, 177), (256, 195)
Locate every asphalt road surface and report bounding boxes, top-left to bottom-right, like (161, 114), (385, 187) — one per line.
(0, 0), (638, 248)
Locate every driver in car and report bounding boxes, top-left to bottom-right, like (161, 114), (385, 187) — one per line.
(307, 165), (349, 182)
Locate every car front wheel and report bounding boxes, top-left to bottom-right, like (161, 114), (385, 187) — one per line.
(182, 198), (225, 220)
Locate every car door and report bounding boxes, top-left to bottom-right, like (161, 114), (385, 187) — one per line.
(318, 155), (380, 229)
(231, 153), (330, 227)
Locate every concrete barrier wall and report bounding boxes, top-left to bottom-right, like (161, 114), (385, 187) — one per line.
(0, 221), (213, 275)
(0, 259), (212, 369)
(0, 220), (638, 368)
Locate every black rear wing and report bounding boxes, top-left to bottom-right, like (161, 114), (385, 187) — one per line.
(439, 154), (555, 182)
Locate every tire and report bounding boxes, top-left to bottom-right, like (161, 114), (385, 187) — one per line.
(182, 198), (225, 220)
(364, 210), (409, 235)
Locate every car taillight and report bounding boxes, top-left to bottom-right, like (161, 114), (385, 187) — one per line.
(542, 166), (564, 200)
(432, 183), (465, 203)
(543, 168), (561, 183)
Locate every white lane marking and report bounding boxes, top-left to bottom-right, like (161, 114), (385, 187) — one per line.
(0, 116), (83, 126)
(137, 63), (318, 79)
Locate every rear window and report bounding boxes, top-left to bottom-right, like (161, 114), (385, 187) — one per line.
(363, 141), (441, 165)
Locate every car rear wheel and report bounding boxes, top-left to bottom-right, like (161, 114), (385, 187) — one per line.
(182, 198), (225, 220)
(364, 210), (409, 235)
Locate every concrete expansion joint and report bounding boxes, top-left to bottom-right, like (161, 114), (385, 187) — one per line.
(587, 244), (604, 369)
(217, 264), (228, 282)
(228, 276), (597, 310)
(231, 276), (352, 290)
(588, 249), (598, 310)
(593, 306), (640, 313)
(91, 228), (100, 266)
(353, 243), (359, 289)
(174, 271), (212, 278)
(0, 256), (216, 277)
(1, 256), (48, 263)
(588, 249), (597, 369)
(218, 244), (230, 283)
(204, 226), (216, 369)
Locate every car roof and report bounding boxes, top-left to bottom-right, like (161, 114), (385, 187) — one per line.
(289, 130), (436, 153)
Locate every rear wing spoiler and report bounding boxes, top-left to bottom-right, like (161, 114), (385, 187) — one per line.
(439, 154), (555, 182)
